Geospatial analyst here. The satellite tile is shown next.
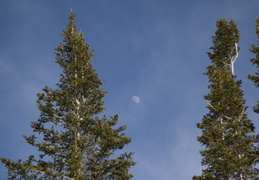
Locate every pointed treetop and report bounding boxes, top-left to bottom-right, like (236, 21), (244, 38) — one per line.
(208, 18), (239, 75)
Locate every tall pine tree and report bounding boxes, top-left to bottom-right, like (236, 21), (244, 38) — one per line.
(193, 19), (256, 179)
(0, 12), (135, 179)
(249, 18), (259, 114)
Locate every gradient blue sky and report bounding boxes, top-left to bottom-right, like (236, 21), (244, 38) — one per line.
(1, 1), (259, 179)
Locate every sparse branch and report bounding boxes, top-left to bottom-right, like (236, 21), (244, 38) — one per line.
(206, 101), (231, 120)
(53, 114), (66, 128)
(236, 108), (246, 122)
(29, 168), (74, 180)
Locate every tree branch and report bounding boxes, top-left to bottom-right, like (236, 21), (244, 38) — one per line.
(29, 168), (74, 180)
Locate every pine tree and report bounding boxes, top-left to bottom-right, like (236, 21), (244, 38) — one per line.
(193, 19), (256, 180)
(249, 18), (259, 114)
(0, 12), (135, 179)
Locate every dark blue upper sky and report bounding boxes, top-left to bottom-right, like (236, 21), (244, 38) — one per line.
(1, 1), (259, 179)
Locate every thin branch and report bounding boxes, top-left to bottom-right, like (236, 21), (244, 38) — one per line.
(206, 101), (231, 119)
(53, 114), (66, 128)
(29, 168), (74, 180)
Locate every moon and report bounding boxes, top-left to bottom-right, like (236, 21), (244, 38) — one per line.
(132, 96), (140, 104)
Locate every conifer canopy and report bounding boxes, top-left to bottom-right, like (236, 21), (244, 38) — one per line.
(193, 19), (257, 180)
(0, 12), (135, 180)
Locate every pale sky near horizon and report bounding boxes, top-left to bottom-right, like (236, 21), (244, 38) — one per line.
(1, 1), (259, 179)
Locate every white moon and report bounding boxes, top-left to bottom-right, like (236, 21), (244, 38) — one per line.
(132, 96), (140, 103)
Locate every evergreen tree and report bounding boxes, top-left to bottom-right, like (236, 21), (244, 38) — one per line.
(193, 19), (256, 180)
(249, 18), (259, 114)
(0, 12), (135, 179)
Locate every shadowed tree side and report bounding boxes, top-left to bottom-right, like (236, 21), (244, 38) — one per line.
(193, 19), (257, 180)
(249, 18), (259, 114)
(0, 12), (135, 180)
(248, 18), (259, 178)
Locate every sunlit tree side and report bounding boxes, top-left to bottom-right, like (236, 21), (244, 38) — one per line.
(0, 12), (135, 179)
(193, 19), (257, 180)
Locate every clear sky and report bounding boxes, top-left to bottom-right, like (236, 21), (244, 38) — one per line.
(1, 1), (259, 179)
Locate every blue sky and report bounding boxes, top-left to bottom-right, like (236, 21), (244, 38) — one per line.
(1, 1), (259, 179)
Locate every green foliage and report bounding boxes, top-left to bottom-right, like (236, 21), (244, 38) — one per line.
(208, 19), (239, 68)
(1, 12), (135, 179)
(193, 19), (257, 179)
(249, 18), (259, 113)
